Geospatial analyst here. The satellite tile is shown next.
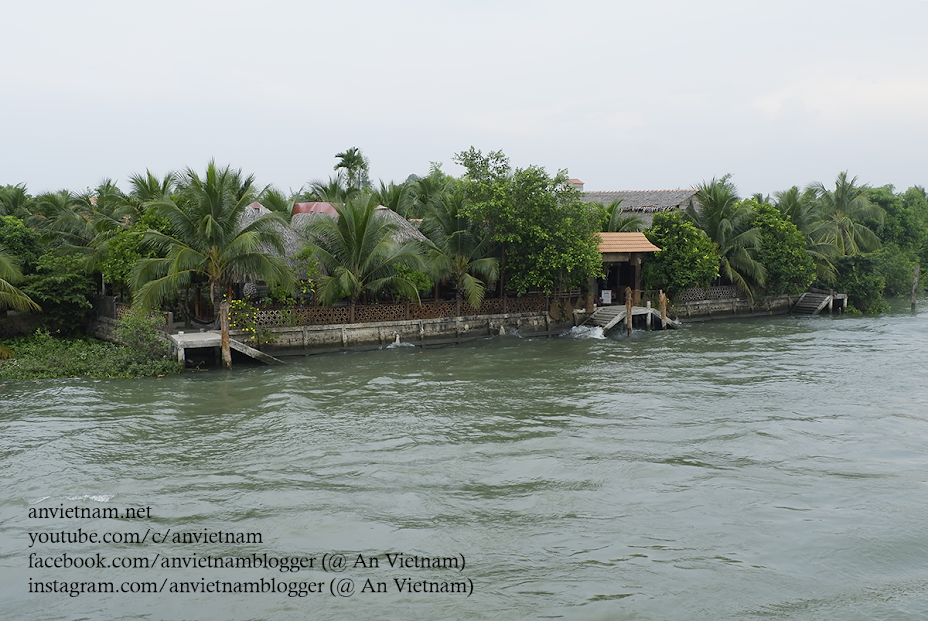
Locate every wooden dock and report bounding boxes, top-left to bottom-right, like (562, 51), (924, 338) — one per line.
(582, 305), (681, 333)
(169, 331), (285, 365)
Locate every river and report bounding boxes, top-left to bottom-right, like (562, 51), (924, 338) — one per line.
(2, 301), (927, 620)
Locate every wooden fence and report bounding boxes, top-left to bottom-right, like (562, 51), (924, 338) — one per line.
(252, 296), (550, 329)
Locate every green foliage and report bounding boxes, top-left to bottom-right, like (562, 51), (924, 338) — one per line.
(390, 265), (433, 302)
(132, 161), (293, 311)
(20, 253), (95, 335)
(0, 328), (182, 380)
(0, 216), (42, 273)
(832, 254), (889, 313)
(454, 148), (604, 293)
(228, 298), (274, 343)
(304, 193), (427, 306)
(751, 202), (815, 296)
(872, 244), (916, 297)
(643, 212), (720, 295)
(114, 309), (173, 360)
(690, 177), (766, 298)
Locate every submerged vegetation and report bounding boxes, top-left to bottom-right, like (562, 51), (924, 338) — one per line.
(1, 148), (925, 376)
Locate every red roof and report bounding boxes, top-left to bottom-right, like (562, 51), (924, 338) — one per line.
(292, 202), (338, 216)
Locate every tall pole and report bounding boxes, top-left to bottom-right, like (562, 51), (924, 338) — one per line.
(912, 264), (921, 313)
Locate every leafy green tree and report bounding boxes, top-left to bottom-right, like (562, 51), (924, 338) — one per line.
(833, 254), (888, 313)
(302, 193), (427, 321)
(132, 162), (293, 367)
(20, 253), (94, 335)
(454, 147), (604, 294)
(689, 176), (766, 298)
(642, 211), (719, 295)
(750, 201), (815, 296)
(864, 185), (928, 265)
(0, 216), (43, 273)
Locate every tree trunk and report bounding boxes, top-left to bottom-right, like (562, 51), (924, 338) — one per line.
(219, 299), (232, 369)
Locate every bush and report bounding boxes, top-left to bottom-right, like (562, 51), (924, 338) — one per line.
(0, 328), (182, 380)
(832, 254), (889, 313)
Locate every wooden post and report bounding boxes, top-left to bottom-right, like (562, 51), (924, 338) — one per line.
(625, 286), (633, 336)
(913, 264), (921, 312)
(646, 301), (652, 331)
(659, 290), (668, 330)
(219, 299), (232, 369)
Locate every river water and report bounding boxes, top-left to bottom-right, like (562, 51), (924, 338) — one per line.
(2, 302), (928, 620)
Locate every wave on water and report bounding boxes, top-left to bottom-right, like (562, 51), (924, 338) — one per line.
(566, 325), (606, 339)
(385, 341), (416, 349)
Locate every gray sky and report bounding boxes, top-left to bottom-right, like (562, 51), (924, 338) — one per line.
(3, 0), (927, 198)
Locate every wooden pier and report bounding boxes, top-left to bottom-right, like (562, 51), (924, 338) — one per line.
(169, 331), (285, 365)
(581, 305), (681, 333)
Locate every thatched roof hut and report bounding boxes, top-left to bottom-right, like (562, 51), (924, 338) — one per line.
(239, 202), (311, 278)
(290, 203), (428, 244)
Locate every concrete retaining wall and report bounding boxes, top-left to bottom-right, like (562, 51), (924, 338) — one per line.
(258, 311), (560, 354)
(672, 295), (795, 320)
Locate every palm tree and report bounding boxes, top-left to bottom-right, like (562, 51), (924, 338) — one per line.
(302, 193), (427, 322)
(774, 185), (839, 282)
(421, 190), (499, 314)
(600, 199), (645, 232)
(127, 170), (177, 205)
(0, 183), (32, 218)
(689, 175), (766, 298)
(334, 147), (370, 190)
(372, 180), (415, 219)
(806, 172), (884, 256)
(132, 162), (293, 368)
(301, 174), (357, 205)
(0, 247), (41, 360)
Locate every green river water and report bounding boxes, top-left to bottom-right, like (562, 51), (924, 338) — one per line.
(2, 302), (928, 620)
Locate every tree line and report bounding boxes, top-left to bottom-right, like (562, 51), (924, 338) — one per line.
(2, 148), (926, 357)
(643, 173), (927, 312)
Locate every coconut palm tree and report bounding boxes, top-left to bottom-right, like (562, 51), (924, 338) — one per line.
(421, 189), (499, 314)
(301, 173), (357, 205)
(688, 175), (766, 298)
(132, 162), (293, 368)
(806, 172), (884, 256)
(303, 193), (427, 322)
(372, 180), (415, 219)
(774, 185), (839, 282)
(600, 199), (645, 232)
(0, 247), (41, 360)
(0, 183), (32, 218)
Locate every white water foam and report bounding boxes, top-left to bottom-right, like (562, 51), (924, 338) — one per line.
(567, 325), (606, 340)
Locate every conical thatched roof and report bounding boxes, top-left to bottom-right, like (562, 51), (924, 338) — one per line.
(239, 202), (311, 277)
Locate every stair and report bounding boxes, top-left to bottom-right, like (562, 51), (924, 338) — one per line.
(792, 292), (831, 315)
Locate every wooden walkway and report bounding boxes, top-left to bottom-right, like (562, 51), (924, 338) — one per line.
(582, 306), (681, 333)
(169, 331), (285, 365)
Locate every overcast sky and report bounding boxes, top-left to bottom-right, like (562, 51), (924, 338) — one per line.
(3, 0), (927, 198)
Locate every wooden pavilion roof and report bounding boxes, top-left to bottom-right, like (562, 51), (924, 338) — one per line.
(597, 232), (661, 254)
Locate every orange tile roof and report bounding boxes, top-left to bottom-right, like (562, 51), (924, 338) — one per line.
(598, 232), (661, 253)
